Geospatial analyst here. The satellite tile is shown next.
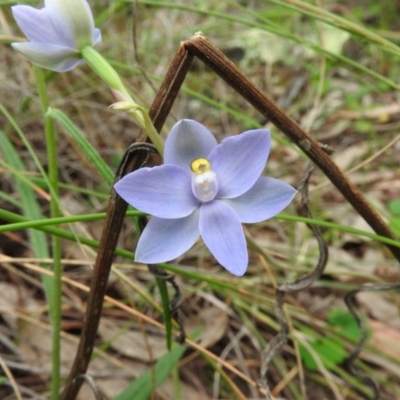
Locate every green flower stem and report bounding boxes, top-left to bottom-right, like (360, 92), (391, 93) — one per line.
(34, 66), (62, 400)
(81, 46), (164, 155)
(81, 45), (131, 99)
(141, 110), (165, 155)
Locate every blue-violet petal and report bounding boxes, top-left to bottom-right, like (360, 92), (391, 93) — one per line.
(164, 119), (217, 172)
(224, 177), (297, 223)
(12, 5), (71, 46)
(114, 165), (199, 219)
(11, 42), (82, 72)
(93, 28), (101, 46)
(210, 129), (270, 198)
(45, 0), (95, 48)
(199, 200), (247, 276)
(135, 212), (200, 264)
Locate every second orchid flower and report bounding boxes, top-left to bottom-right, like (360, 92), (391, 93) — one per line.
(11, 0), (101, 72)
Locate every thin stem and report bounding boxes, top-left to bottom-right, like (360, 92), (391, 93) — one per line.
(34, 66), (62, 399)
(81, 46), (164, 154)
(141, 111), (165, 155)
(81, 46), (131, 99)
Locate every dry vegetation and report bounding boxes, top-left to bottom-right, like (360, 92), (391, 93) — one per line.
(1, 0), (400, 399)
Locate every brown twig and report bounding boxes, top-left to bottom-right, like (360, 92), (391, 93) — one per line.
(259, 289), (287, 400)
(60, 43), (193, 400)
(280, 161), (329, 293)
(61, 33), (400, 399)
(74, 375), (104, 400)
(184, 33), (400, 262)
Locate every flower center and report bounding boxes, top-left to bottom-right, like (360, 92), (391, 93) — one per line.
(191, 158), (210, 174)
(190, 158), (219, 202)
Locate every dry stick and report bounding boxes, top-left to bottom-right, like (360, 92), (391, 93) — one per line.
(185, 35), (400, 399)
(75, 375), (104, 400)
(184, 33), (400, 262)
(184, 33), (400, 398)
(280, 161), (329, 293)
(60, 44), (194, 400)
(62, 33), (400, 399)
(259, 290), (286, 400)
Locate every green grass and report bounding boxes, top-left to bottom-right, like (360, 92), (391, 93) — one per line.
(1, 1), (400, 399)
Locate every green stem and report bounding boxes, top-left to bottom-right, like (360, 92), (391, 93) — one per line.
(81, 46), (164, 155)
(34, 66), (62, 399)
(141, 111), (165, 155)
(81, 45), (131, 100)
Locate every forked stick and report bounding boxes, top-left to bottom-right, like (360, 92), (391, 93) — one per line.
(61, 33), (400, 400)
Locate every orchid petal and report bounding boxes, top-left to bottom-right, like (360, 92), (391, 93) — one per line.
(164, 119), (217, 172)
(224, 177), (297, 223)
(114, 165), (199, 219)
(135, 212), (200, 264)
(93, 28), (102, 46)
(210, 129), (270, 198)
(199, 200), (247, 276)
(11, 42), (82, 72)
(12, 0), (100, 72)
(111, 119), (297, 277)
(45, 0), (95, 48)
(12, 5), (70, 46)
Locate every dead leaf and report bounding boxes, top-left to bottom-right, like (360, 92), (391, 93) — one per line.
(368, 319), (400, 359)
(332, 143), (368, 171)
(186, 305), (228, 348)
(0, 282), (40, 328)
(99, 318), (168, 362)
(357, 291), (400, 329)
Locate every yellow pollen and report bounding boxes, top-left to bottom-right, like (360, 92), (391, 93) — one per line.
(190, 158), (211, 174)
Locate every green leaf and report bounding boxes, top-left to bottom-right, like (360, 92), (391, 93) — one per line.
(299, 343), (316, 371)
(299, 336), (346, 371)
(388, 200), (400, 217)
(300, 309), (370, 371)
(0, 130), (53, 301)
(47, 108), (114, 185)
(328, 308), (362, 342)
(113, 344), (186, 400)
(389, 218), (400, 238)
(316, 337), (347, 368)
(156, 277), (173, 350)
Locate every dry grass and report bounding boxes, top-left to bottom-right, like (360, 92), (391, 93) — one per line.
(1, 1), (400, 399)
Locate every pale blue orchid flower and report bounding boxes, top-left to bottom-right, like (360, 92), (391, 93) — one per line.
(11, 0), (100, 72)
(115, 119), (297, 276)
